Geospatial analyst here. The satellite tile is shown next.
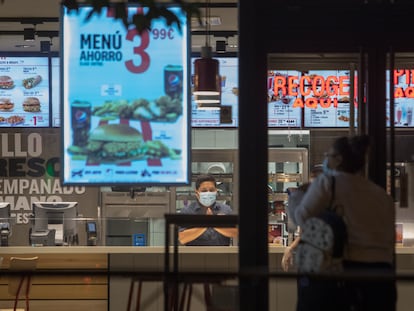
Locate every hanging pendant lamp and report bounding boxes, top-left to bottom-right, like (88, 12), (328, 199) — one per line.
(193, 1), (221, 109)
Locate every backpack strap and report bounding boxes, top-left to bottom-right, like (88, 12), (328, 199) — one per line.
(328, 175), (336, 211)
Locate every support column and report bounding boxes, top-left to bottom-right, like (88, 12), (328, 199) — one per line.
(238, 1), (269, 311)
(366, 46), (387, 188)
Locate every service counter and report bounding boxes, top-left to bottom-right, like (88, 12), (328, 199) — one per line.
(1, 247), (414, 311)
(0, 248), (108, 311)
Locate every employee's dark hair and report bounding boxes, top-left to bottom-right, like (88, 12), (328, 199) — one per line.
(195, 174), (216, 189)
(332, 135), (370, 173)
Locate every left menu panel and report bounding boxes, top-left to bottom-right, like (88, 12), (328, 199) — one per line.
(0, 56), (50, 127)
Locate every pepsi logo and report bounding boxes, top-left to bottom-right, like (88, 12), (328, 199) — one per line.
(75, 110), (87, 122)
(168, 74), (180, 86)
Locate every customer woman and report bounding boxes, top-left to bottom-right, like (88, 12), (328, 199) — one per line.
(288, 135), (396, 311)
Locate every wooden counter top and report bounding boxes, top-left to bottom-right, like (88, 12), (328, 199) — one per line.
(1, 246), (413, 254)
(0, 246), (241, 254)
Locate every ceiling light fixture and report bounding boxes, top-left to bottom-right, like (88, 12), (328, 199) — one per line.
(23, 27), (35, 41)
(193, 0), (221, 110)
(194, 94), (221, 110)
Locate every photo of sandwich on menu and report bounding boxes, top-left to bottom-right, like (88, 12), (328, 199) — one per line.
(22, 75), (42, 89)
(67, 124), (181, 163)
(0, 75), (14, 89)
(23, 97), (41, 112)
(0, 98), (14, 111)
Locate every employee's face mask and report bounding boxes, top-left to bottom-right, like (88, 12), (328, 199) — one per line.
(199, 191), (217, 207)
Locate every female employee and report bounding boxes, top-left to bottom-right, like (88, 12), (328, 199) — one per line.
(178, 174), (238, 246)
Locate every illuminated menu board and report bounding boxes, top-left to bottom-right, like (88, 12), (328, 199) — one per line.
(387, 69), (414, 127)
(268, 70), (357, 127)
(191, 57), (238, 127)
(268, 70), (302, 127)
(61, 5), (190, 186)
(0, 56), (50, 127)
(303, 70), (357, 127)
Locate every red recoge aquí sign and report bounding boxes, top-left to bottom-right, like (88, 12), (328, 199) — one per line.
(272, 70), (414, 108)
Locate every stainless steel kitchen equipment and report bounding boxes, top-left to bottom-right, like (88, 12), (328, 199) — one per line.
(390, 162), (414, 246)
(268, 148), (309, 246)
(101, 190), (171, 246)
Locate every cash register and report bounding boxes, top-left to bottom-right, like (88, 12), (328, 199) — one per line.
(30, 202), (78, 246)
(0, 202), (11, 246)
(86, 221), (97, 246)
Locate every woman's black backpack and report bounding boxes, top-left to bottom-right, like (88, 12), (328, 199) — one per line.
(295, 176), (348, 273)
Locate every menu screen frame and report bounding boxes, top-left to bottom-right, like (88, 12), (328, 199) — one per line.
(0, 53), (51, 128)
(51, 55), (61, 127)
(191, 53), (239, 128)
(61, 4), (191, 186)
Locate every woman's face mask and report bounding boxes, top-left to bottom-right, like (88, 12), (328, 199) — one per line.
(322, 157), (334, 175)
(323, 150), (340, 174)
(198, 191), (217, 207)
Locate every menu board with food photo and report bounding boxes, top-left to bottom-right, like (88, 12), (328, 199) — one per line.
(386, 69), (414, 127)
(268, 70), (302, 127)
(61, 5), (190, 185)
(191, 57), (238, 127)
(0, 56), (50, 127)
(302, 70), (358, 127)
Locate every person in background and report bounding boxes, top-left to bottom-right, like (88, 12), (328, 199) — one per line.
(288, 135), (396, 311)
(178, 174), (238, 246)
(281, 164), (323, 271)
